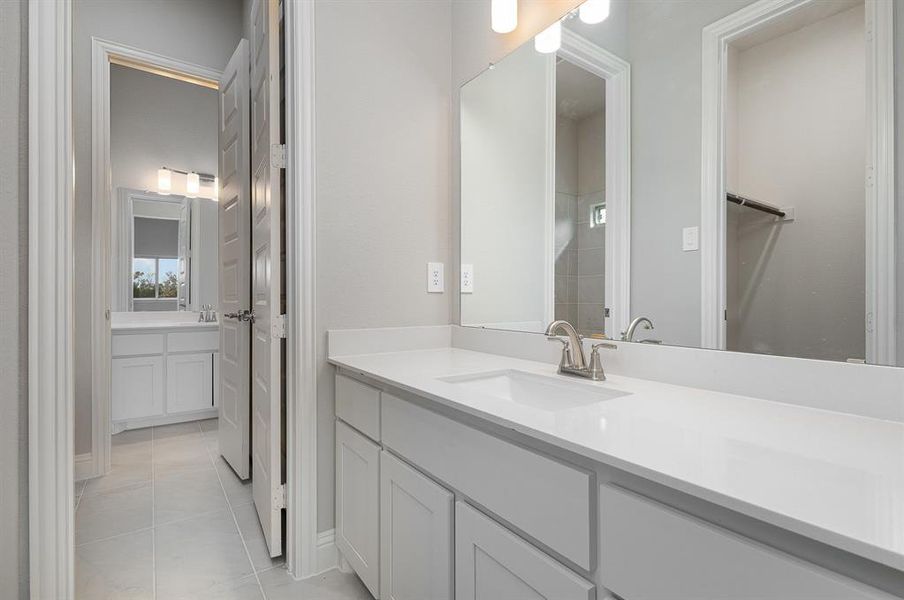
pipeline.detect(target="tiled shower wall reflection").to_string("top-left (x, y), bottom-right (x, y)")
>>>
top-left (554, 111), bottom-right (606, 336)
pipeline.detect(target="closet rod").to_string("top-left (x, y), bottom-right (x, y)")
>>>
top-left (726, 192), bottom-right (786, 218)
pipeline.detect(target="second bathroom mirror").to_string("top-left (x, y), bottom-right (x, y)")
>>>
top-left (460, 0), bottom-right (899, 366)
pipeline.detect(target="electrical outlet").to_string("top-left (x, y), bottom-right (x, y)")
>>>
top-left (682, 226), bottom-right (699, 252)
top-left (427, 262), bottom-right (444, 293)
top-left (461, 264), bottom-right (474, 294)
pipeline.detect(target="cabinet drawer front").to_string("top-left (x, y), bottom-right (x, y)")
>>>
top-left (382, 394), bottom-right (592, 570)
top-left (336, 374), bottom-right (381, 441)
top-left (380, 452), bottom-right (453, 600)
top-left (599, 485), bottom-right (893, 600)
top-left (111, 333), bottom-right (165, 357)
top-left (112, 356), bottom-right (165, 421)
top-left (336, 421), bottom-right (381, 598)
top-left (455, 502), bottom-right (595, 600)
top-left (167, 330), bottom-right (219, 353)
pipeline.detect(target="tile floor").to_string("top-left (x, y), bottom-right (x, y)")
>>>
top-left (75, 418), bottom-right (373, 600)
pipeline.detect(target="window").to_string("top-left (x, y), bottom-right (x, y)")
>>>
top-left (133, 257), bottom-right (179, 299)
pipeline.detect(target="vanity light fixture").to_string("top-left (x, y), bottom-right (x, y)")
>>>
top-left (491, 0), bottom-right (517, 33)
top-left (186, 171), bottom-right (200, 196)
top-left (579, 0), bottom-right (610, 24)
top-left (157, 167), bottom-right (172, 194)
top-left (534, 20), bottom-right (561, 54)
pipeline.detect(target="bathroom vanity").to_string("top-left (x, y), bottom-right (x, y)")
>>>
top-left (111, 314), bottom-right (219, 431)
top-left (330, 328), bottom-right (904, 600)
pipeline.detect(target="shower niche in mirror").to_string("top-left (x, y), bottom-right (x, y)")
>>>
top-left (459, 0), bottom-right (898, 366)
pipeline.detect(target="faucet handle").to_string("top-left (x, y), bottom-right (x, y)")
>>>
top-left (547, 336), bottom-right (573, 369)
top-left (589, 342), bottom-right (616, 381)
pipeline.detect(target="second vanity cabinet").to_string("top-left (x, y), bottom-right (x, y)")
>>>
top-left (334, 371), bottom-right (899, 600)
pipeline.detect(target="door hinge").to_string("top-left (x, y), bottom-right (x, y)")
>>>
top-left (272, 314), bottom-right (288, 339)
top-left (274, 484), bottom-right (286, 510)
top-left (270, 144), bottom-right (287, 169)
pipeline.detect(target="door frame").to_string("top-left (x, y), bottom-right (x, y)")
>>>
top-left (700, 0), bottom-right (895, 363)
top-left (84, 37), bottom-right (221, 482)
top-left (29, 2), bottom-right (323, 593)
top-left (557, 29), bottom-right (632, 338)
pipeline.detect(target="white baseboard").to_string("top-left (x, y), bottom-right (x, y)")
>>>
top-left (315, 529), bottom-right (338, 575)
top-left (74, 452), bottom-right (97, 482)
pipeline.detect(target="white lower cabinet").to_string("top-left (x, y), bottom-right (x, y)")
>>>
top-left (336, 421), bottom-right (381, 598)
top-left (111, 356), bottom-right (165, 421)
top-left (380, 451), bottom-right (453, 600)
top-left (455, 502), bottom-right (595, 600)
top-left (166, 352), bottom-right (214, 414)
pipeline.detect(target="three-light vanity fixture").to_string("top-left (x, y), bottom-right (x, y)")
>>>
top-left (490, 0), bottom-right (610, 52)
top-left (157, 166), bottom-right (218, 200)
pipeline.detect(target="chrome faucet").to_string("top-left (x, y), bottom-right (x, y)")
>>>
top-left (622, 316), bottom-right (654, 342)
top-left (545, 320), bottom-right (616, 381)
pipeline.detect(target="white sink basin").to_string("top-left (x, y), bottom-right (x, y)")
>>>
top-left (438, 369), bottom-right (629, 411)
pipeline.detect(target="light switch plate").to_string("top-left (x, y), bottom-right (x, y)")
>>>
top-left (682, 226), bottom-right (699, 252)
top-left (427, 262), bottom-right (444, 293)
top-left (461, 264), bottom-right (474, 294)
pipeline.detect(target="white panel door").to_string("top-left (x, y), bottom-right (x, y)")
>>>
top-left (111, 356), bottom-right (164, 421)
top-left (380, 451), bottom-right (453, 600)
top-left (455, 502), bottom-right (595, 600)
top-left (166, 352), bottom-right (213, 414)
top-left (249, 0), bottom-right (284, 558)
top-left (336, 422), bottom-right (380, 598)
top-left (218, 38), bottom-right (252, 480)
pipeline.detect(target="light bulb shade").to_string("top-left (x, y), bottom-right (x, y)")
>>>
top-left (186, 172), bottom-right (200, 195)
top-left (213, 176), bottom-right (219, 201)
top-left (534, 21), bottom-right (561, 54)
top-left (157, 168), bottom-right (172, 194)
top-left (579, 0), bottom-right (610, 24)
top-left (491, 0), bottom-right (517, 33)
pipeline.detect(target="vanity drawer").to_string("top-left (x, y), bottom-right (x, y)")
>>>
top-left (599, 485), bottom-right (893, 600)
top-left (167, 330), bottom-right (219, 353)
top-left (381, 393), bottom-right (592, 570)
top-left (336, 374), bottom-right (381, 441)
top-left (111, 333), bottom-right (165, 357)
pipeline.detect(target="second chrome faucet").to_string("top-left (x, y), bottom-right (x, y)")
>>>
top-left (545, 320), bottom-right (616, 381)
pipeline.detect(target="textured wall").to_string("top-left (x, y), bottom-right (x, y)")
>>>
top-left (0, 0), bottom-right (29, 596)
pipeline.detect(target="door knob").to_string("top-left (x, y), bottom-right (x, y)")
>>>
top-left (224, 309), bottom-right (255, 323)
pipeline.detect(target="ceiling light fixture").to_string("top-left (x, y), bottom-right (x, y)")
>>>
top-left (491, 0), bottom-right (517, 33)
top-left (579, 0), bottom-right (610, 24)
top-left (534, 20), bottom-right (561, 54)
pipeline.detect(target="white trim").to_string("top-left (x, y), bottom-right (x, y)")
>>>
top-left (543, 53), bottom-right (557, 325)
top-left (28, 1), bottom-right (74, 597)
top-left (285, 0), bottom-right (321, 580)
top-left (700, 0), bottom-right (895, 358)
top-left (90, 37), bottom-right (224, 486)
top-left (316, 529), bottom-right (339, 573)
top-left (865, 0), bottom-right (896, 365)
top-left (559, 30), bottom-right (632, 338)
top-left (74, 453), bottom-right (95, 482)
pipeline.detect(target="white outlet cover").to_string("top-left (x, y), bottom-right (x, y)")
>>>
top-left (461, 264), bottom-right (474, 294)
top-left (427, 262), bottom-right (444, 293)
top-left (682, 226), bottom-right (699, 252)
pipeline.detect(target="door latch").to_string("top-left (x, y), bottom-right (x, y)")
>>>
top-left (224, 309), bottom-right (255, 323)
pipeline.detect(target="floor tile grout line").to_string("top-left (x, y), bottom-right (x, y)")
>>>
top-left (203, 421), bottom-right (269, 599)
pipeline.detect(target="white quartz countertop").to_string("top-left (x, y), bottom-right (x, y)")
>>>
top-left (329, 347), bottom-right (904, 571)
top-left (111, 318), bottom-right (219, 331)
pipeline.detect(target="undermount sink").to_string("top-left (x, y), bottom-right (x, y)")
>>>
top-left (438, 369), bottom-right (630, 411)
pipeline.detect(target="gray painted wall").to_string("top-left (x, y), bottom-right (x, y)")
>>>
top-left (314, 0), bottom-right (453, 532)
top-left (72, 0), bottom-right (243, 454)
top-left (0, 0), bottom-right (28, 596)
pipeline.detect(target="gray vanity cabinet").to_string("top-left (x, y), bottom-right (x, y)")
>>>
top-left (455, 502), bottom-right (595, 600)
top-left (379, 451), bottom-right (453, 600)
top-left (335, 420), bottom-right (381, 598)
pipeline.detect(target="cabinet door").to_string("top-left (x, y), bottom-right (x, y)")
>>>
top-left (380, 451), bottom-right (453, 600)
top-left (336, 421), bottom-right (380, 598)
top-left (166, 352), bottom-right (213, 414)
top-left (455, 502), bottom-right (595, 600)
top-left (112, 356), bottom-right (165, 421)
